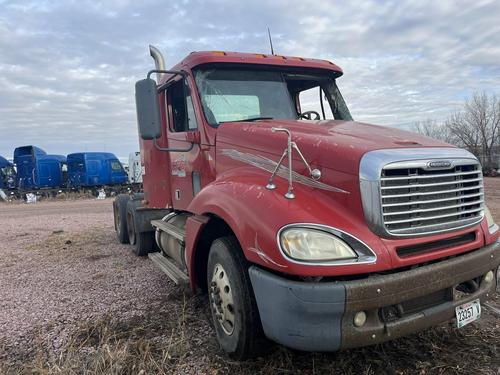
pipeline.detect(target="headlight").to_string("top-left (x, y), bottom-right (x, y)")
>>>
top-left (280, 228), bottom-right (357, 262)
top-left (484, 206), bottom-right (498, 234)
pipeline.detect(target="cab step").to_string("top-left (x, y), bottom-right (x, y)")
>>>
top-left (151, 219), bottom-right (185, 244)
top-left (148, 252), bottom-right (189, 286)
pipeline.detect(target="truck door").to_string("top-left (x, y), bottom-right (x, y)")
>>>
top-left (88, 160), bottom-right (100, 185)
top-left (165, 78), bottom-right (203, 210)
top-left (38, 161), bottom-right (51, 187)
top-left (110, 159), bottom-right (126, 184)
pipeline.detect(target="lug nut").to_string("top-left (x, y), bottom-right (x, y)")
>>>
top-left (353, 311), bottom-right (367, 327)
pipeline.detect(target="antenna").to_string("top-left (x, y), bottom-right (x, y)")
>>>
top-left (267, 27), bottom-right (275, 55)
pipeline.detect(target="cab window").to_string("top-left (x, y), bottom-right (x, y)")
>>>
top-left (168, 79), bottom-right (198, 132)
top-left (298, 86), bottom-right (334, 119)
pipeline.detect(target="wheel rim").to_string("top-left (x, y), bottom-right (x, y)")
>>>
top-left (210, 263), bottom-right (235, 335)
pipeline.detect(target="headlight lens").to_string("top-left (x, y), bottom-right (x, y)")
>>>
top-left (280, 228), bottom-right (357, 262)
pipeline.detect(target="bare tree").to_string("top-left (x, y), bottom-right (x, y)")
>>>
top-left (412, 119), bottom-right (454, 144)
top-left (445, 92), bottom-right (500, 169)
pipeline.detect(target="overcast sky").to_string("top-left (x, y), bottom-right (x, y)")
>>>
top-left (1, 0), bottom-right (499, 159)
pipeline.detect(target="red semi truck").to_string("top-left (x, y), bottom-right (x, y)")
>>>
top-left (113, 46), bottom-right (500, 359)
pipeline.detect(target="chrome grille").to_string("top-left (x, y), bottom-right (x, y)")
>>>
top-left (380, 161), bottom-right (484, 236)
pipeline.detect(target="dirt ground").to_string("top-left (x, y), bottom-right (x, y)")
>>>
top-left (0, 178), bottom-right (499, 374)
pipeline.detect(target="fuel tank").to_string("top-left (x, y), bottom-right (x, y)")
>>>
top-left (155, 212), bottom-right (190, 270)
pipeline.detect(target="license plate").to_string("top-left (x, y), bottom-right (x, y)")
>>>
top-left (455, 299), bottom-right (481, 328)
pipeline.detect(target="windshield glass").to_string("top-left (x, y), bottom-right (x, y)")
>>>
top-left (194, 69), bottom-right (297, 125)
top-left (194, 67), bottom-right (353, 126)
top-left (1, 166), bottom-right (15, 177)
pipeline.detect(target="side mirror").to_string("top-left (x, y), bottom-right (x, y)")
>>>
top-left (135, 78), bottom-right (161, 140)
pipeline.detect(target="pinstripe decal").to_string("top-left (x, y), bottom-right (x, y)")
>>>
top-left (221, 148), bottom-right (349, 194)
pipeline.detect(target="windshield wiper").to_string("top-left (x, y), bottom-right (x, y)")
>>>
top-left (220, 116), bottom-right (274, 123)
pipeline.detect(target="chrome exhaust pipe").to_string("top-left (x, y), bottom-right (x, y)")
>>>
top-left (149, 45), bottom-right (165, 83)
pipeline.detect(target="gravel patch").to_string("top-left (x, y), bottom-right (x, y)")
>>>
top-left (0, 199), bottom-right (179, 366)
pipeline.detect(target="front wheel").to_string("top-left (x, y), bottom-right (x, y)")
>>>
top-left (207, 236), bottom-right (269, 360)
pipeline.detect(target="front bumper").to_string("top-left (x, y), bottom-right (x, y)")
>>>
top-left (249, 240), bottom-right (500, 352)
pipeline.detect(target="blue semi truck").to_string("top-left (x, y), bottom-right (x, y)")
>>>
top-left (2, 146), bottom-right (134, 198)
top-left (13, 146), bottom-right (67, 190)
top-left (67, 152), bottom-right (128, 188)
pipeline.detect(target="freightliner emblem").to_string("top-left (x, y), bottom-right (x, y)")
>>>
top-left (427, 160), bottom-right (452, 169)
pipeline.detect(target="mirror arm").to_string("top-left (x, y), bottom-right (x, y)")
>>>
top-left (153, 138), bottom-right (195, 153)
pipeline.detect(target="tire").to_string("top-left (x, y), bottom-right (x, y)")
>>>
top-left (131, 192), bottom-right (144, 201)
top-left (126, 199), bottom-right (142, 245)
top-left (126, 199), bottom-right (155, 256)
top-left (133, 231), bottom-right (156, 256)
top-left (113, 194), bottom-right (130, 244)
top-left (207, 236), bottom-right (269, 360)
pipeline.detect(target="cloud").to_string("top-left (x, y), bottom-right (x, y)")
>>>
top-left (0, 0), bottom-right (499, 158)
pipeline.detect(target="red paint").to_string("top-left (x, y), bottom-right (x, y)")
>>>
top-left (139, 51), bottom-right (494, 289)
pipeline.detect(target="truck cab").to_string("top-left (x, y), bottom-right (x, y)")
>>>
top-left (14, 146), bottom-right (67, 190)
top-left (67, 152), bottom-right (127, 188)
top-left (0, 155), bottom-right (16, 190)
top-left (114, 47), bottom-right (500, 359)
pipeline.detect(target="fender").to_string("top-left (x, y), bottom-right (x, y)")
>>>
top-left (186, 166), bottom-right (393, 281)
top-left (184, 213), bottom-right (210, 290)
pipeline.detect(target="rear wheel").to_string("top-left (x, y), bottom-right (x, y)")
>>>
top-left (207, 236), bottom-right (269, 360)
top-left (113, 194), bottom-right (130, 244)
top-left (126, 199), bottom-right (155, 256)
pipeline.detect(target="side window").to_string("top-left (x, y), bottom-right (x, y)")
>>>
top-left (298, 86), bottom-right (334, 119)
top-left (168, 79), bottom-right (198, 132)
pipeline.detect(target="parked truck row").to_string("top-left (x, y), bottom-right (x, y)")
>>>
top-left (114, 46), bottom-right (500, 359)
top-left (0, 146), bottom-right (143, 198)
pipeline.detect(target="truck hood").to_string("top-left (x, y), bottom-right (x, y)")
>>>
top-left (216, 119), bottom-right (453, 175)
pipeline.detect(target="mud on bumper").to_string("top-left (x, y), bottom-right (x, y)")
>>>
top-left (249, 240), bottom-right (500, 352)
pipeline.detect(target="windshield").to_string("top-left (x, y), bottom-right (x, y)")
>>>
top-left (194, 69), bottom-right (297, 125)
top-left (111, 160), bottom-right (123, 173)
top-left (1, 166), bottom-right (15, 177)
top-left (194, 68), bottom-right (353, 126)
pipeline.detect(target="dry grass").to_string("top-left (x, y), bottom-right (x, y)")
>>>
top-left (3, 292), bottom-right (499, 375)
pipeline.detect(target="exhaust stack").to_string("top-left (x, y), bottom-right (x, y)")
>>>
top-left (149, 45), bottom-right (165, 83)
